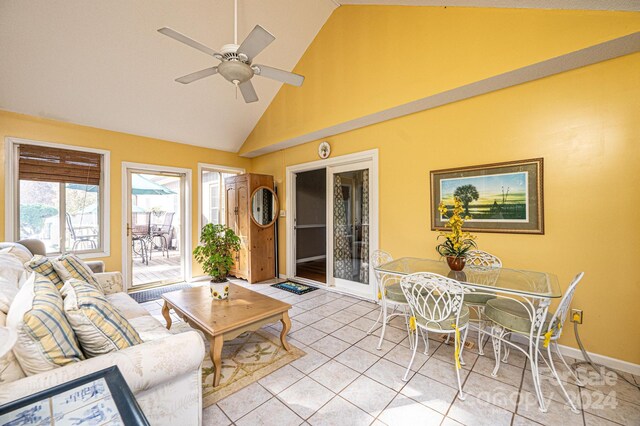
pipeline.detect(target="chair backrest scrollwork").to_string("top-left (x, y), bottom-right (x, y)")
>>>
top-left (547, 272), bottom-right (584, 338)
top-left (400, 272), bottom-right (466, 329)
top-left (466, 250), bottom-right (502, 270)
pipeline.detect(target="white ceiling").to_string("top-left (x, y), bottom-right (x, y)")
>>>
top-left (1, 1), bottom-right (637, 153)
top-left (0, 0), bottom-right (337, 152)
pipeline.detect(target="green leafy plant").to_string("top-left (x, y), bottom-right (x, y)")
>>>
top-left (193, 224), bottom-right (241, 283)
top-left (436, 197), bottom-right (477, 258)
top-left (19, 204), bottom-right (58, 236)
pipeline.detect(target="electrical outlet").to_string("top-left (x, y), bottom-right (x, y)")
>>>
top-left (570, 309), bottom-right (583, 324)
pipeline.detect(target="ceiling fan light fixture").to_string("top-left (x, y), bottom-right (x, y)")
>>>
top-left (217, 60), bottom-right (254, 84)
top-left (157, 0), bottom-right (304, 103)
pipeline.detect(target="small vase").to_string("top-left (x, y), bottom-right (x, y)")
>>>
top-left (210, 281), bottom-right (229, 300)
top-left (446, 256), bottom-right (466, 271)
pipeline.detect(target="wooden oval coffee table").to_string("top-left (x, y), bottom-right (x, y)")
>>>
top-left (161, 284), bottom-right (292, 386)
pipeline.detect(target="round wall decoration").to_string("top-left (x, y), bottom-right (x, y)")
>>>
top-left (318, 141), bottom-right (331, 159)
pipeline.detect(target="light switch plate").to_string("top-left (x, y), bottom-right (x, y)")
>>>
top-left (279, 210), bottom-right (286, 217)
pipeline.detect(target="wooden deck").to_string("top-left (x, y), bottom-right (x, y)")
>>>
top-left (132, 250), bottom-right (182, 286)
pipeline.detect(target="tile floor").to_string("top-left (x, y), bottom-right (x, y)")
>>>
top-left (140, 280), bottom-right (640, 426)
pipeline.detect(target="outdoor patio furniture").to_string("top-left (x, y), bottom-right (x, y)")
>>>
top-left (132, 211), bottom-right (152, 265)
top-left (150, 211), bottom-right (175, 258)
top-left (66, 212), bottom-right (98, 250)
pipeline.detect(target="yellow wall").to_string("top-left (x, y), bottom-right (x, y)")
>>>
top-left (247, 7), bottom-right (640, 364)
top-left (0, 110), bottom-right (251, 277)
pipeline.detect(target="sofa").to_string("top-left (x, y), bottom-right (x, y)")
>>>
top-left (0, 240), bottom-right (205, 425)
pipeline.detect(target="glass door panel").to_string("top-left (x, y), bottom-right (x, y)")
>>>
top-left (329, 162), bottom-right (372, 298)
top-left (126, 170), bottom-right (185, 288)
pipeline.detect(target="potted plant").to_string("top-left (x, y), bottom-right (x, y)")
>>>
top-left (193, 224), bottom-right (241, 299)
top-left (436, 197), bottom-right (477, 271)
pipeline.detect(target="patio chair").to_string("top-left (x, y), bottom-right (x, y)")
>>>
top-left (367, 250), bottom-right (424, 351)
top-left (131, 212), bottom-right (152, 265)
top-left (463, 250), bottom-right (502, 355)
top-left (484, 272), bottom-right (585, 412)
top-left (151, 211), bottom-right (175, 258)
top-left (400, 272), bottom-right (470, 399)
top-left (65, 212), bottom-right (98, 250)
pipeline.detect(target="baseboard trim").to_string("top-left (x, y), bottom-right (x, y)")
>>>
top-left (505, 333), bottom-right (639, 376)
top-left (557, 344), bottom-right (640, 376)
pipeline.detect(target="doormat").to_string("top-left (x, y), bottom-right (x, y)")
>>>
top-left (271, 281), bottom-right (319, 295)
top-left (129, 282), bottom-right (192, 304)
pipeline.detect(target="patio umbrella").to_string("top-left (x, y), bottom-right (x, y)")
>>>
top-left (67, 174), bottom-right (176, 195)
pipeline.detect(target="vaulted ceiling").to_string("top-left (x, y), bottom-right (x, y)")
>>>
top-left (1, 1), bottom-right (636, 152)
top-left (0, 0), bottom-right (337, 151)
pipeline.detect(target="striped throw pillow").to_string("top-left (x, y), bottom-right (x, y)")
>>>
top-left (6, 273), bottom-right (85, 375)
top-left (24, 255), bottom-right (63, 290)
top-left (61, 279), bottom-right (142, 357)
top-left (57, 254), bottom-right (103, 294)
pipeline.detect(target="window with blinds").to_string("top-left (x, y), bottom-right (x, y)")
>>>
top-left (16, 143), bottom-right (105, 255)
top-left (18, 145), bottom-right (102, 185)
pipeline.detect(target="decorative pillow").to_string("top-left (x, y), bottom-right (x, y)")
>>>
top-left (0, 249), bottom-right (28, 290)
top-left (1, 245), bottom-right (32, 265)
top-left (6, 273), bottom-right (85, 375)
top-left (0, 277), bottom-right (19, 315)
top-left (61, 279), bottom-right (142, 357)
top-left (57, 254), bottom-right (103, 294)
top-left (0, 311), bottom-right (26, 384)
top-left (24, 255), bottom-right (64, 290)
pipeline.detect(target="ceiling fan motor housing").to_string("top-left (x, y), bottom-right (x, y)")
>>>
top-left (217, 43), bottom-right (254, 84)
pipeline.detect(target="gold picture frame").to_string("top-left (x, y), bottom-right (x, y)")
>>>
top-left (430, 158), bottom-right (544, 234)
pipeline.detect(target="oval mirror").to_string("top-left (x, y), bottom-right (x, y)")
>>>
top-left (250, 186), bottom-right (279, 227)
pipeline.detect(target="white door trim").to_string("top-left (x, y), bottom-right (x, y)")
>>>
top-left (121, 162), bottom-right (192, 291)
top-left (285, 149), bottom-right (379, 299)
top-left (196, 163), bottom-right (245, 236)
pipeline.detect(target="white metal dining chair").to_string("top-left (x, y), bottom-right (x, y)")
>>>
top-left (485, 272), bottom-right (585, 412)
top-left (400, 272), bottom-right (470, 399)
top-left (367, 250), bottom-right (418, 350)
top-left (464, 250), bottom-right (502, 355)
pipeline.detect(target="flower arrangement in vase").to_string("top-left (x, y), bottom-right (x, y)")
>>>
top-left (436, 197), bottom-right (477, 271)
top-left (193, 224), bottom-right (241, 299)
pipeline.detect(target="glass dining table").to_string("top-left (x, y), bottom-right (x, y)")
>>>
top-left (375, 257), bottom-right (562, 300)
top-left (374, 257), bottom-right (565, 413)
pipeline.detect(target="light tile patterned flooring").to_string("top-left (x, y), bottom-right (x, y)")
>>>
top-left (140, 280), bottom-right (640, 426)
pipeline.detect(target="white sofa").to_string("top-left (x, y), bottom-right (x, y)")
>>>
top-left (0, 243), bottom-right (205, 426)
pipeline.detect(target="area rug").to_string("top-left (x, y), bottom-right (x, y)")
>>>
top-left (169, 323), bottom-right (305, 407)
top-left (129, 282), bottom-right (192, 304)
top-left (271, 281), bottom-right (319, 295)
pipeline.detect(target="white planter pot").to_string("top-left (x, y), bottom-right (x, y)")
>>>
top-left (210, 281), bottom-right (229, 300)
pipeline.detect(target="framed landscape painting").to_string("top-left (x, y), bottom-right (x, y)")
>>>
top-left (430, 158), bottom-right (544, 234)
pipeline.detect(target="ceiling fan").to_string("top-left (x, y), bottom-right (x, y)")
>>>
top-left (157, 0), bottom-right (304, 103)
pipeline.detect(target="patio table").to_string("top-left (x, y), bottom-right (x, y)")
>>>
top-left (375, 257), bottom-right (562, 412)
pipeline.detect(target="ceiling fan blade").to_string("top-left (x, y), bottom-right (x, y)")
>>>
top-left (238, 81), bottom-right (259, 103)
top-left (253, 64), bottom-right (304, 87)
top-left (175, 67), bottom-right (218, 84)
top-left (158, 27), bottom-right (219, 57)
top-left (237, 25), bottom-right (275, 60)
